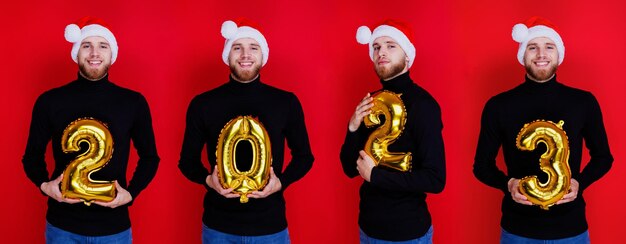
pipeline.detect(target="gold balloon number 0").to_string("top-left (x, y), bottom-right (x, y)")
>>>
top-left (364, 90), bottom-right (412, 172)
top-left (516, 120), bottom-right (571, 210)
top-left (217, 116), bottom-right (272, 203)
top-left (61, 118), bottom-right (116, 206)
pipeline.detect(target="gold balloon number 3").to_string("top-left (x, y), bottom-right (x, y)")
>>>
top-left (516, 120), bottom-right (571, 210)
top-left (61, 118), bottom-right (116, 206)
top-left (364, 90), bottom-right (412, 172)
top-left (216, 116), bottom-right (272, 203)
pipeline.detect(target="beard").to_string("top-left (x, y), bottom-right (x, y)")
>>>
top-left (374, 60), bottom-right (406, 80)
top-left (230, 63), bottom-right (261, 82)
top-left (78, 62), bottom-right (110, 81)
top-left (525, 62), bottom-right (557, 81)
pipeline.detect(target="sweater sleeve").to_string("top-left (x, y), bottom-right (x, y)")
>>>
top-left (368, 98), bottom-right (446, 193)
top-left (22, 93), bottom-right (52, 189)
top-left (126, 95), bottom-right (160, 199)
top-left (339, 127), bottom-right (363, 178)
top-left (577, 93), bottom-right (613, 190)
top-left (279, 94), bottom-right (314, 189)
top-left (178, 96), bottom-right (211, 190)
top-left (473, 98), bottom-right (510, 192)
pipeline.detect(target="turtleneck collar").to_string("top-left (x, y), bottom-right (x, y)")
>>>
top-left (521, 73), bottom-right (559, 91)
top-left (380, 71), bottom-right (413, 92)
top-left (69, 72), bottom-right (112, 90)
top-left (228, 74), bottom-right (263, 90)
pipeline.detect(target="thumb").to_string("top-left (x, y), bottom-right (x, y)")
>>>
top-left (54, 173), bottom-right (64, 183)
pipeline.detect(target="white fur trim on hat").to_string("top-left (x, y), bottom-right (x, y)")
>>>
top-left (221, 21), bottom-right (269, 67)
top-left (356, 25), bottom-right (416, 68)
top-left (66, 24), bottom-right (118, 64)
top-left (513, 24), bottom-right (565, 65)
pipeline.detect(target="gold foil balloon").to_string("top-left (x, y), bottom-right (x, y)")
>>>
top-left (363, 90), bottom-right (412, 172)
top-left (216, 116), bottom-right (272, 203)
top-left (516, 120), bottom-right (571, 210)
top-left (61, 118), bottom-right (116, 206)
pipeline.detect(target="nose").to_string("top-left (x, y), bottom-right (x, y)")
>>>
top-left (537, 47), bottom-right (547, 58)
top-left (89, 46), bottom-right (99, 57)
top-left (240, 48), bottom-right (252, 59)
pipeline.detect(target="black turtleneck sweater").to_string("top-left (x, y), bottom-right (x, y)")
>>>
top-left (473, 75), bottom-right (613, 239)
top-left (339, 72), bottom-right (446, 241)
top-left (178, 76), bottom-right (314, 236)
top-left (22, 74), bottom-right (160, 236)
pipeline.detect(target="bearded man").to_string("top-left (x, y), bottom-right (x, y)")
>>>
top-left (178, 18), bottom-right (314, 244)
top-left (473, 16), bottom-right (613, 243)
top-left (340, 19), bottom-right (446, 243)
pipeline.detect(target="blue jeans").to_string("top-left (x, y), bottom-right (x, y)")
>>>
top-left (202, 225), bottom-right (290, 244)
top-left (359, 226), bottom-right (433, 244)
top-left (500, 228), bottom-right (590, 244)
top-left (45, 222), bottom-right (131, 244)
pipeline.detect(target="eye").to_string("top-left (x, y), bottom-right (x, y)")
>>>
top-left (528, 46), bottom-right (536, 50)
top-left (388, 44), bottom-right (396, 49)
top-left (373, 46), bottom-right (380, 51)
top-left (100, 45), bottom-right (109, 49)
top-left (82, 44), bottom-right (91, 48)
top-left (233, 46), bottom-right (240, 51)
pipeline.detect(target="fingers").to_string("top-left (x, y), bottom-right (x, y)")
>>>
top-left (206, 166), bottom-right (239, 198)
top-left (249, 168), bottom-right (281, 199)
top-left (556, 179), bottom-right (579, 205)
top-left (349, 94), bottom-right (374, 132)
top-left (507, 178), bottom-right (532, 205)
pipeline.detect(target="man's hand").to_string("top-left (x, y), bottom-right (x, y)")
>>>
top-left (249, 168), bottom-right (282, 199)
top-left (40, 174), bottom-right (81, 204)
top-left (348, 93), bottom-right (374, 132)
top-left (206, 166), bottom-right (239, 198)
top-left (357, 150), bottom-right (376, 182)
top-left (556, 178), bottom-right (579, 205)
top-left (94, 181), bottom-right (132, 208)
top-left (507, 178), bottom-right (533, 205)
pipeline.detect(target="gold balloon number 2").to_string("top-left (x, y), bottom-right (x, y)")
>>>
top-left (217, 116), bottom-right (272, 203)
top-left (516, 120), bottom-right (571, 210)
top-left (364, 90), bottom-right (412, 172)
top-left (61, 118), bottom-right (116, 206)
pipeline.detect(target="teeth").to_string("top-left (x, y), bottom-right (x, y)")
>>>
top-left (535, 61), bottom-right (548, 66)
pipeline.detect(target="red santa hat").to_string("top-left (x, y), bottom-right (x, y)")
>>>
top-left (65, 16), bottom-right (118, 64)
top-left (512, 16), bottom-right (565, 65)
top-left (356, 19), bottom-right (416, 68)
top-left (221, 18), bottom-right (269, 66)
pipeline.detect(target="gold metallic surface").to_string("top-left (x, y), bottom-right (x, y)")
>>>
top-left (363, 90), bottom-right (412, 172)
top-left (60, 118), bottom-right (116, 206)
top-left (216, 116), bottom-right (272, 203)
top-left (516, 120), bottom-right (571, 210)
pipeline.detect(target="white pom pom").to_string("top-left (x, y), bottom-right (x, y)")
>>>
top-left (221, 20), bottom-right (238, 39)
top-left (512, 23), bottom-right (528, 43)
top-left (64, 24), bottom-right (81, 43)
top-left (356, 26), bottom-right (372, 44)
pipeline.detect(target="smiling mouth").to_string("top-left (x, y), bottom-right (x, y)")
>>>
top-left (239, 61), bottom-right (254, 68)
top-left (87, 60), bottom-right (102, 67)
top-left (534, 61), bottom-right (550, 67)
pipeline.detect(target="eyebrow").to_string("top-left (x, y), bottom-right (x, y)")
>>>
top-left (527, 42), bottom-right (556, 46)
top-left (81, 41), bottom-right (110, 46)
top-left (373, 41), bottom-right (398, 46)
top-left (231, 43), bottom-right (260, 48)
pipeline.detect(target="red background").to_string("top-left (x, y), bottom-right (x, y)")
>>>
top-left (2, 0), bottom-right (625, 243)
